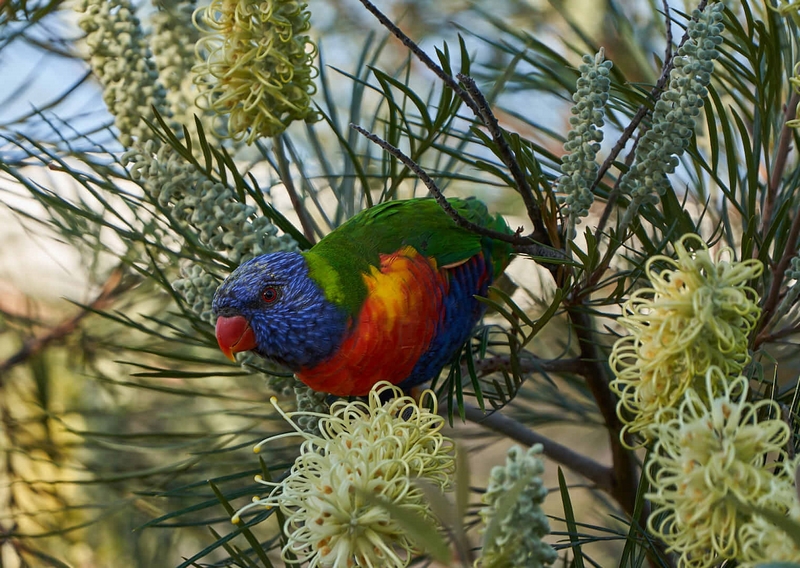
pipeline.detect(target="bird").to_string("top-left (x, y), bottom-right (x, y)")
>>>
top-left (212, 197), bottom-right (513, 397)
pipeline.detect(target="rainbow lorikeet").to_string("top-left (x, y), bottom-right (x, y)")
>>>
top-left (212, 197), bottom-right (513, 396)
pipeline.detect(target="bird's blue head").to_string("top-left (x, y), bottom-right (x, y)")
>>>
top-left (212, 251), bottom-right (348, 369)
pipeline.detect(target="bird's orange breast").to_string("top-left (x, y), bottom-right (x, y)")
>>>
top-left (297, 246), bottom-right (446, 396)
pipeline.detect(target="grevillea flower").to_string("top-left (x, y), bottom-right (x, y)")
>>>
top-left (193, 0), bottom-right (319, 142)
top-left (645, 370), bottom-right (790, 567)
top-left (771, 1), bottom-right (800, 31)
top-left (232, 382), bottom-right (455, 568)
top-left (738, 460), bottom-right (800, 567)
top-left (477, 444), bottom-right (556, 568)
top-left (609, 233), bottom-right (762, 441)
top-left (739, 499), bottom-right (800, 566)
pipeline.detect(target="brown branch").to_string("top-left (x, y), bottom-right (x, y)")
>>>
top-left (472, 355), bottom-right (584, 376)
top-left (754, 91), bottom-right (800, 345)
top-left (461, 402), bottom-right (667, 568)
top-left (350, 123), bottom-right (535, 247)
top-left (352, 0), bottom-right (479, 116)
top-left (352, 0), bottom-right (556, 248)
top-left (761, 91), bottom-right (799, 236)
top-left (0, 269), bottom-right (124, 384)
top-left (757, 205), bottom-right (800, 346)
top-left (759, 322), bottom-right (800, 343)
top-left (661, 0), bottom-right (673, 67)
top-left (457, 75), bottom-right (550, 245)
top-left (568, 308), bottom-right (639, 517)
top-left (455, 403), bottom-right (615, 495)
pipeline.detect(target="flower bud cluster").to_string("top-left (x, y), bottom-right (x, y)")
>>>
top-left (172, 264), bottom-right (220, 324)
top-left (620, 3), bottom-right (723, 215)
top-left (150, 0), bottom-right (211, 137)
top-left (294, 382), bottom-right (329, 435)
top-left (76, 0), bottom-right (170, 147)
top-left (193, 0), bottom-right (319, 142)
top-left (477, 444), bottom-right (556, 568)
top-left (558, 49), bottom-right (612, 234)
top-left (125, 141), bottom-right (297, 322)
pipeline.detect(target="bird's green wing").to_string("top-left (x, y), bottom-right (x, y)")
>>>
top-left (303, 197), bottom-right (513, 316)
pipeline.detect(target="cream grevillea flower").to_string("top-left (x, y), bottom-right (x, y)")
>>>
top-left (193, 0), bottom-right (318, 142)
top-left (645, 370), bottom-right (790, 567)
top-left (739, 460), bottom-right (800, 567)
top-left (609, 233), bottom-right (762, 441)
top-left (232, 382), bottom-right (455, 568)
top-left (739, 495), bottom-right (800, 566)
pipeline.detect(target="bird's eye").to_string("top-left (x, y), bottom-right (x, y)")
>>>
top-left (261, 286), bottom-right (280, 304)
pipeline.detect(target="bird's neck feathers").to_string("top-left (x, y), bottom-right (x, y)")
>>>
top-left (303, 248), bottom-right (370, 318)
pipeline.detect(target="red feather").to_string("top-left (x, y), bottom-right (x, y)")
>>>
top-left (298, 246), bottom-right (446, 396)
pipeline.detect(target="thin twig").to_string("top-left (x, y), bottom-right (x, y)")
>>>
top-left (354, 0), bottom-right (555, 247)
top-left (0, 269), bottom-right (124, 384)
top-left (759, 322), bottom-right (800, 343)
top-left (757, 205), bottom-right (800, 346)
top-left (472, 355), bottom-right (584, 376)
top-left (458, 74), bottom-right (549, 243)
top-left (584, 130), bottom-right (647, 295)
top-left (350, 123), bottom-right (534, 247)
top-left (761, 91), bottom-right (799, 235)
top-left (754, 93), bottom-right (800, 345)
top-left (273, 135), bottom-right (317, 244)
top-left (455, 403), bottom-right (616, 494)
top-left (353, 0), bottom-right (479, 115)
top-left (661, 0), bottom-right (673, 66)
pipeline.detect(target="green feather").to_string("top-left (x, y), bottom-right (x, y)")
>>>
top-left (303, 197), bottom-right (513, 317)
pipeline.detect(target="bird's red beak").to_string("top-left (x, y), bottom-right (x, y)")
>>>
top-left (215, 315), bottom-right (257, 362)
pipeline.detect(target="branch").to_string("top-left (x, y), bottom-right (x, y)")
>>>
top-left (758, 322), bottom-right (800, 344)
top-left (457, 75), bottom-right (550, 244)
top-left (0, 269), bottom-right (124, 384)
top-left (761, 91), bottom-right (799, 236)
top-left (352, 0), bottom-right (479, 115)
top-left (472, 355), bottom-right (584, 376)
top-left (353, 0), bottom-right (554, 247)
top-left (757, 203), bottom-right (800, 346)
top-left (568, 308), bottom-right (639, 517)
top-left (456, 403), bottom-right (615, 494)
top-left (350, 123), bottom-right (536, 247)
top-left (661, 0), bottom-right (673, 67)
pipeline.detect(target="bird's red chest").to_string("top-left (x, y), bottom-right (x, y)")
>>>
top-left (297, 246), bottom-right (446, 396)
